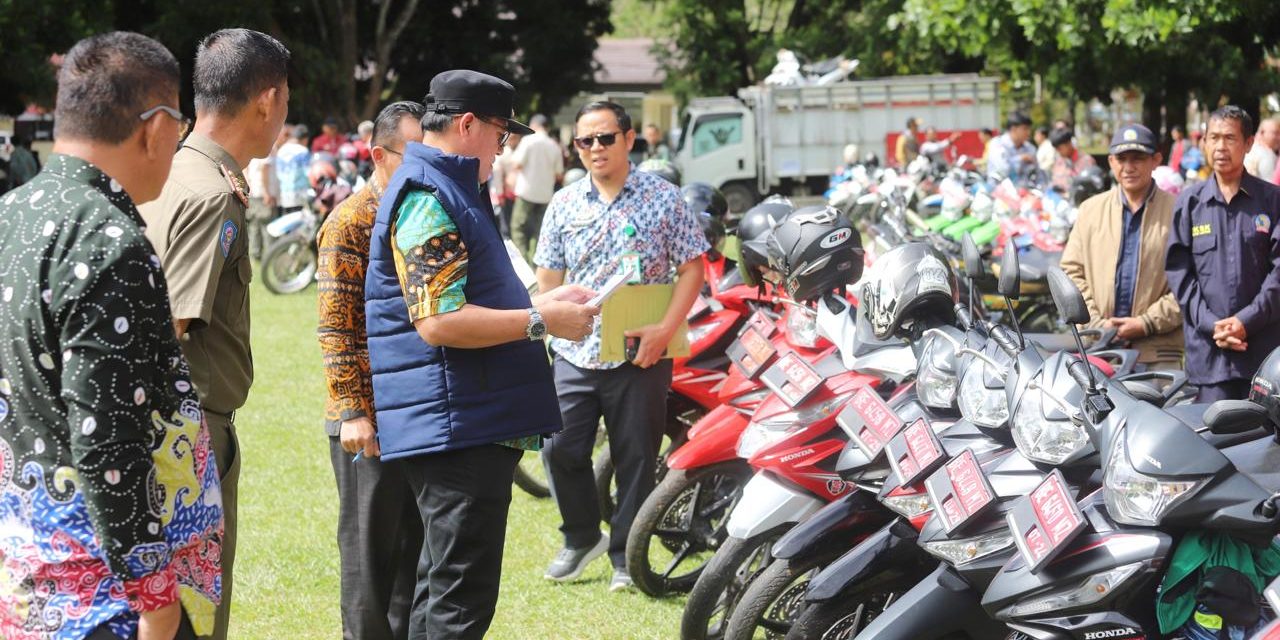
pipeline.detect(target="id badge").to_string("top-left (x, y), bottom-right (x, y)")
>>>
top-left (621, 252), bottom-right (642, 283)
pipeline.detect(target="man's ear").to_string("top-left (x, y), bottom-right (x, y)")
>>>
top-left (457, 113), bottom-right (476, 139)
top-left (624, 129), bottom-right (637, 152)
top-left (140, 114), bottom-right (168, 160)
top-left (370, 145), bottom-right (386, 166)
top-left (258, 87), bottom-right (278, 120)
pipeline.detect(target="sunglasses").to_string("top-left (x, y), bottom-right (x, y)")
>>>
top-left (139, 105), bottom-right (192, 138)
top-left (476, 116), bottom-right (512, 146)
top-left (573, 131), bottom-right (626, 150)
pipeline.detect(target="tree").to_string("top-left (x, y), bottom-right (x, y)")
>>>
top-left (1, 0), bottom-right (610, 127)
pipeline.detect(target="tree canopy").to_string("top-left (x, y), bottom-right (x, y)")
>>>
top-left (0, 0), bottom-right (612, 126)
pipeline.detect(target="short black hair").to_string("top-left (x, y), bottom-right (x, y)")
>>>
top-left (1209, 105), bottom-right (1255, 139)
top-left (54, 32), bottom-right (180, 145)
top-left (421, 112), bottom-right (455, 133)
top-left (575, 101), bottom-right (632, 132)
top-left (906, 117), bottom-right (919, 129)
top-left (1006, 111), bottom-right (1032, 128)
top-left (1171, 125), bottom-right (1184, 136)
top-left (1035, 125), bottom-right (1050, 137)
top-left (1049, 126), bottom-right (1073, 148)
top-left (193, 28), bottom-right (290, 115)
top-left (372, 101), bottom-right (426, 148)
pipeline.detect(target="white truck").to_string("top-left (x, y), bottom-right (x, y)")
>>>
top-left (672, 73), bottom-right (1001, 212)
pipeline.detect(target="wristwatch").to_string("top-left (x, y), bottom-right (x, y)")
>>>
top-left (526, 308), bottom-right (547, 341)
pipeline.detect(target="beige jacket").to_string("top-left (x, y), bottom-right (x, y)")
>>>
top-left (1059, 186), bottom-right (1184, 363)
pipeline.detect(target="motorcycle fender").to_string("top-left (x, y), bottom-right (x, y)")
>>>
top-left (771, 490), bottom-right (888, 564)
top-left (666, 408), bottom-right (748, 470)
top-left (806, 519), bottom-right (924, 602)
top-left (725, 473), bottom-right (823, 539)
top-left (853, 564), bottom-right (1007, 640)
top-left (265, 210), bottom-right (305, 237)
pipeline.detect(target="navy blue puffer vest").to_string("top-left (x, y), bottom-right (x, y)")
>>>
top-left (365, 142), bottom-right (561, 459)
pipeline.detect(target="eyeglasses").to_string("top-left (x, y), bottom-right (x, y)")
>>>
top-left (140, 105), bottom-right (192, 138)
top-left (574, 131), bottom-right (625, 150)
top-left (380, 147), bottom-right (403, 157)
top-left (476, 116), bottom-right (512, 146)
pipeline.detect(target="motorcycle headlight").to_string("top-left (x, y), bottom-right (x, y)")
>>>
top-left (917, 337), bottom-right (958, 409)
top-left (957, 360), bottom-right (1009, 428)
top-left (1002, 562), bottom-right (1143, 618)
top-left (882, 492), bottom-right (933, 519)
top-left (1010, 386), bottom-right (1088, 465)
top-left (786, 305), bottom-right (820, 348)
top-left (1103, 432), bottom-right (1204, 526)
top-left (921, 529), bottom-right (1014, 566)
top-left (736, 392), bottom-right (853, 459)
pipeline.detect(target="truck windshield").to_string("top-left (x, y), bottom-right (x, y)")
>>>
top-left (675, 113), bottom-right (691, 154)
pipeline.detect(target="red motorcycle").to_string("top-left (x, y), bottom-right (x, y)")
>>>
top-left (624, 302), bottom-right (829, 597)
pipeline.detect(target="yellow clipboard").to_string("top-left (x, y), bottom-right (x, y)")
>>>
top-left (599, 284), bottom-right (690, 362)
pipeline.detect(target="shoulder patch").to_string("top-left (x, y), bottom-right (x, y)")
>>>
top-left (220, 219), bottom-right (238, 257)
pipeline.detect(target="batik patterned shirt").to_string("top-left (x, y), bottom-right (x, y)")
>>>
top-left (0, 154), bottom-right (223, 640)
top-left (534, 167), bottom-right (709, 370)
top-left (390, 189), bottom-right (540, 451)
top-left (317, 179), bottom-right (381, 435)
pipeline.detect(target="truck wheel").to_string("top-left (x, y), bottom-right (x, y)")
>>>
top-left (721, 183), bottom-right (758, 216)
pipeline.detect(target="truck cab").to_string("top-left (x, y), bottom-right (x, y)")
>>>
top-left (674, 99), bottom-right (759, 213)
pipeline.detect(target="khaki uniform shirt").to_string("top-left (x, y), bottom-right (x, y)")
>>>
top-left (139, 134), bottom-right (254, 415)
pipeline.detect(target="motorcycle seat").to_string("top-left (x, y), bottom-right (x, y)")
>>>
top-left (1165, 403), bottom-right (1273, 450)
top-left (1221, 439), bottom-right (1280, 491)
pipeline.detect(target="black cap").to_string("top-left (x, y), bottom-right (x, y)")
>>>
top-left (424, 70), bottom-right (533, 135)
top-left (1109, 123), bottom-right (1157, 155)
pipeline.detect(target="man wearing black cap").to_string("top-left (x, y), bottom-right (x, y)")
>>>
top-left (363, 69), bottom-right (599, 639)
top-left (1167, 105), bottom-right (1280, 401)
top-left (1062, 123), bottom-right (1183, 369)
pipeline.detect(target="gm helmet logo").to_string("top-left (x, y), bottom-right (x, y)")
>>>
top-left (820, 228), bottom-right (852, 248)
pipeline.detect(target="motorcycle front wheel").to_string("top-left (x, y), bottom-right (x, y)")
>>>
top-left (261, 236), bottom-right (318, 294)
top-left (680, 526), bottom-right (787, 640)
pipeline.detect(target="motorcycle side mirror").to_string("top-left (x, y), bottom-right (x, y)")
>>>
top-left (962, 233), bottom-right (984, 279)
top-left (1047, 267), bottom-right (1090, 326)
top-left (997, 238), bottom-right (1021, 298)
top-left (1203, 400), bottom-right (1270, 435)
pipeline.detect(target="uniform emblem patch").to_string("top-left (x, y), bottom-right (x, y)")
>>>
top-left (1192, 223), bottom-right (1212, 237)
top-left (220, 220), bottom-right (238, 257)
top-left (1256, 214), bottom-right (1271, 234)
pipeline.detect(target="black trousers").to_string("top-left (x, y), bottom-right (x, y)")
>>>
top-left (328, 436), bottom-right (422, 640)
top-left (1196, 378), bottom-right (1251, 402)
top-left (545, 356), bottom-right (673, 567)
top-left (397, 443), bottom-right (522, 640)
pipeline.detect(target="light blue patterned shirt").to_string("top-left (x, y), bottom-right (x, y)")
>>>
top-left (534, 167), bottom-right (709, 369)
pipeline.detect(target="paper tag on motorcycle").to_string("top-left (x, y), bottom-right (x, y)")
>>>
top-left (885, 418), bottom-right (946, 487)
top-left (727, 326), bottom-right (778, 379)
top-left (835, 386), bottom-right (904, 459)
top-left (760, 352), bottom-right (823, 407)
top-left (925, 449), bottom-right (997, 534)
top-left (1006, 468), bottom-right (1088, 573)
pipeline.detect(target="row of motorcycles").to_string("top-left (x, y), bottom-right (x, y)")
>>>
top-left (576, 181), bottom-right (1280, 640)
top-left (826, 152), bottom-right (1115, 335)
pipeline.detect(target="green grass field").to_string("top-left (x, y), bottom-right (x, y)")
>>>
top-left (230, 279), bottom-right (686, 639)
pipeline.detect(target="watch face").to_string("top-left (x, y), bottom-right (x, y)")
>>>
top-left (532, 321), bottom-right (546, 339)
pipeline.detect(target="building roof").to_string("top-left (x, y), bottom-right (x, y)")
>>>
top-left (594, 38), bottom-right (665, 88)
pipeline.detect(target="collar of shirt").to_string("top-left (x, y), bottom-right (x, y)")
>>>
top-left (43, 152), bottom-right (143, 224)
top-left (1205, 171), bottom-right (1267, 206)
top-left (585, 164), bottom-right (640, 203)
top-left (183, 132), bottom-right (246, 184)
top-left (406, 141), bottom-right (482, 186)
top-left (1117, 182), bottom-right (1156, 216)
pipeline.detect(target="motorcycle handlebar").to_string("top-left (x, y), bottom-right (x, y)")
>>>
top-left (1067, 357), bottom-right (1095, 391)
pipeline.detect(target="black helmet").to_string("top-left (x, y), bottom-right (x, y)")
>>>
top-left (766, 205), bottom-right (863, 303)
top-left (682, 182), bottom-right (729, 218)
top-left (1070, 166), bottom-right (1107, 206)
top-left (638, 158), bottom-right (681, 185)
top-left (699, 212), bottom-right (727, 254)
top-left (737, 196), bottom-right (794, 287)
top-left (862, 151), bottom-right (880, 170)
top-left (861, 242), bottom-right (958, 339)
top-left (1249, 346), bottom-right (1280, 427)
